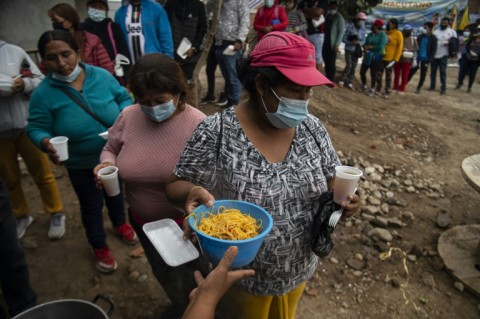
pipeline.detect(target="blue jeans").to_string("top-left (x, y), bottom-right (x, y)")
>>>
top-left (215, 45), bottom-right (242, 104)
top-left (67, 168), bottom-right (125, 249)
top-left (430, 56), bottom-right (448, 91)
top-left (308, 33), bottom-right (324, 65)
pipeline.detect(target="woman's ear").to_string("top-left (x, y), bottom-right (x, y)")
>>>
top-left (254, 74), bottom-right (266, 97)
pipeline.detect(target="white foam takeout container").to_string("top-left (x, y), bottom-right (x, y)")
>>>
top-left (143, 219), bottom-right (199, 267)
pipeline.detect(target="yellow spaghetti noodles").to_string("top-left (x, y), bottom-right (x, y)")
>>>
top-left (196, 206), bottom-right (262, 240)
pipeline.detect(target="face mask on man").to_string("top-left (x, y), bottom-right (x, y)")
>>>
top-left (419, 27), bottom-right (427, 34)
top-left (88, 7), bottom-right (107, 22)
top-left (264, 0), bottom-right (274, 8)
top-left (261, 87), bottom-right (309, 129)
top-left (464, 31), bottom-right (471, 38)
top-left (52, 63), bottom-right (82, 83)
top-left (356, 20), bottom-right (365, 28)
top-left (328, 9), bottom-right (338, 15)
top-left (140, 97), bottom-right (178, 123)
top-left (440, 24), bottom-right (448, 30)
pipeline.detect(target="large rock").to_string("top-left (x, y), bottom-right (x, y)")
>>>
top-left (368, 228), bottom-right (393, 242)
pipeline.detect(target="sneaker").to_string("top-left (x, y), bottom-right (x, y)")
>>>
top-left (221, 100), bottom-right (238, 109)
top-left (399, 91), bottom-right (405, 96)
top-left (368, 89), bottom-right (375, 97)
top-left (16, 216), bottom-right (34, 239)
top-left (347, 83), bottom-right (355, 91)
top-left (94, 246), bottom-right (117, 273)
top-left (338, 81), bottom-right (344, 88)
top-left (467, 88), bottom-right (472, 93)
top-left (440, 90), bottom-right (446, 95)
top-left (200, 95), bottom-right (216, 105)
top-left (215, 92), bottom-right (228, 107)
top-left (115, 223), bottom-right (138, 245)
top-left (427, 87), bottom-right (435, 91)
top-left (415, 88), bottom-right (421, 94)
top-left (48, 213), bottom-right (66, 239)
top-left (454, 84), bottom-right (461, 90)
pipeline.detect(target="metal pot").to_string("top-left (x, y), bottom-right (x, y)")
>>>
top-left (12, 295), bottom-right (114, 319)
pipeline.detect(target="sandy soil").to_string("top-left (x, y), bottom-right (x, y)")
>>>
top-left (9, 63), bottom-right (480, 319)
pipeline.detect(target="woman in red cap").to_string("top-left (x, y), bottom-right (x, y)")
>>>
top-left (359, 19), bottom-right (388, 96)
top-left (166, 31), bottom-right (360, 319)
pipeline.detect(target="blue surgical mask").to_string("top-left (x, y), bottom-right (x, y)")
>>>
top-left (265, 0), bottom-right (274, 8)
top-left (356, 20), bottom-right (365, 28)
top-left (261, 88), bottom-right (309, 129)
top-left (328, 9), bottom-right (338, 15)
top-left (52, 63), bottom-right (82, 83)
top-left (464, 32), bottom-right (470, 38)
top-left (140, 97), bottom-right (177, 123)
top-left (88, 7), bottom-right (107, 22)
top-left (419, 27), bottom-right (427, 34)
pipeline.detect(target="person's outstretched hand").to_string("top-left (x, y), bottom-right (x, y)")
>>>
top-left (182, 246), bottom-right (255, 319)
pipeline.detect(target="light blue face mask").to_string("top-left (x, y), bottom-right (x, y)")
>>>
top-left (265, 0), bottom-right (274, 8)
top-left (261, 87), bottom-right (309, 129)
top-left (328, 9), bottom-right (338, 15)
top-left (52, 63), bottom-right (82, 83)
top-left (88, 7), bottom-right (107, 22)
top-left (140, 97), bottom-right (178, 123)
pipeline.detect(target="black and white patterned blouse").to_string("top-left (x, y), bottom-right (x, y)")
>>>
top-left (174, 107), bottom-right (340, 295)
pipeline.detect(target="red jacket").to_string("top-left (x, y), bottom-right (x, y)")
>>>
top-left (84, 31), bottom-right (114, 75)
top-left (254, 1), bottom-right (288, 40)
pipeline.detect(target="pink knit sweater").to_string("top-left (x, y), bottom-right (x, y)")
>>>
top-left (100, 104), bottom-right (206, 222)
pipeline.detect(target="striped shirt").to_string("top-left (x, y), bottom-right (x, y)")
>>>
top-left (174, 107), bottom-right (340, 295)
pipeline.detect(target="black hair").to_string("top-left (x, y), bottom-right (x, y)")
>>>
top-left (389, 18), bottom-right (399, 29)
top-left (37, 30), bottom-right (79, 60)
top-left (237, 58), bottom-right (287, 95)
top-left (441, 17), bottom-right (450, 22)
top-left (424, 21), bottom-right (434, 29)
top-left (129, 53), bottom-right (191, 105)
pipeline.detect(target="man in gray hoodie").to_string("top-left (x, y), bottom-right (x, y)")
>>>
top-left (0, 40), bottom-right (65, 240)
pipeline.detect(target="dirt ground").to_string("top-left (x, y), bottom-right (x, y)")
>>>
top-left (7, 62), bottom-right (480, 318)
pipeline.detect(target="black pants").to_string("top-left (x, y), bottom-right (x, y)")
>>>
top-left (408, 61), bottom-right (429, 89)
top-left (129, 210), bottom-right (209, 316)
top-left (360, 59), bottom-right (383, 90)
top-left (0, 180), bottom-right (36, 318)
top-left (458, 58), bottom-right (479, 89)
top-left (322, 41), bottom-right (337, 81)
top-left (206, 44), bottom-right (218, 97)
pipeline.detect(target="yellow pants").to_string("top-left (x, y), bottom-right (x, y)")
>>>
top-left (221, 282), bottom-right (306, 319)
top-left (0, 131), bottom-right (63, 217)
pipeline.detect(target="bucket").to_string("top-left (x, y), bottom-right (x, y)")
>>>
top-left (12, 295), bottom-right (114, 319)
top-left (189, 200), bottom-right (273, 268)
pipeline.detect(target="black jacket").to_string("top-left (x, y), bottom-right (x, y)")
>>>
top-left (417, 33), bottom-right (437, 63)
top-left (81, 18), bottom-right (131, 63)
top-left (164, 0), bottom-right (208, 62)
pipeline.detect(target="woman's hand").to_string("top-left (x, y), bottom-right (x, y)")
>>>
top-left (340, 192), bottom-right (361, 219)
top-left (40, 137), bottom-right (60, 165)
top-left (93, 162), bottom-right (115, 188)
top-left (183, 186), bottom-right (215, 240)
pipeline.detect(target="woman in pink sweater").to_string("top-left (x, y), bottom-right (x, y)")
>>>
top-left (94, 53), bottom-right (206, 318)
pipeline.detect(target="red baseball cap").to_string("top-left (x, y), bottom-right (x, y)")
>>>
top-left (250, 32), bottom-right (333, 87)
top-left (373, 19), bottom-right (384, 28)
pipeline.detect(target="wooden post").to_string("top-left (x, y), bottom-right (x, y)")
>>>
top-left (191, 0), bottom-right (224, 106)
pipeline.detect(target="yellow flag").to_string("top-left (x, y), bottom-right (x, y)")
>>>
top-left (458, 5), bottom-right (470, 30)
top-left (451, 4), bottom-right (458, 30)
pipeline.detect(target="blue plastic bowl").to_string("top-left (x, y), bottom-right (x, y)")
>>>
top-left (189, 200), bottom-right (273, 268)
